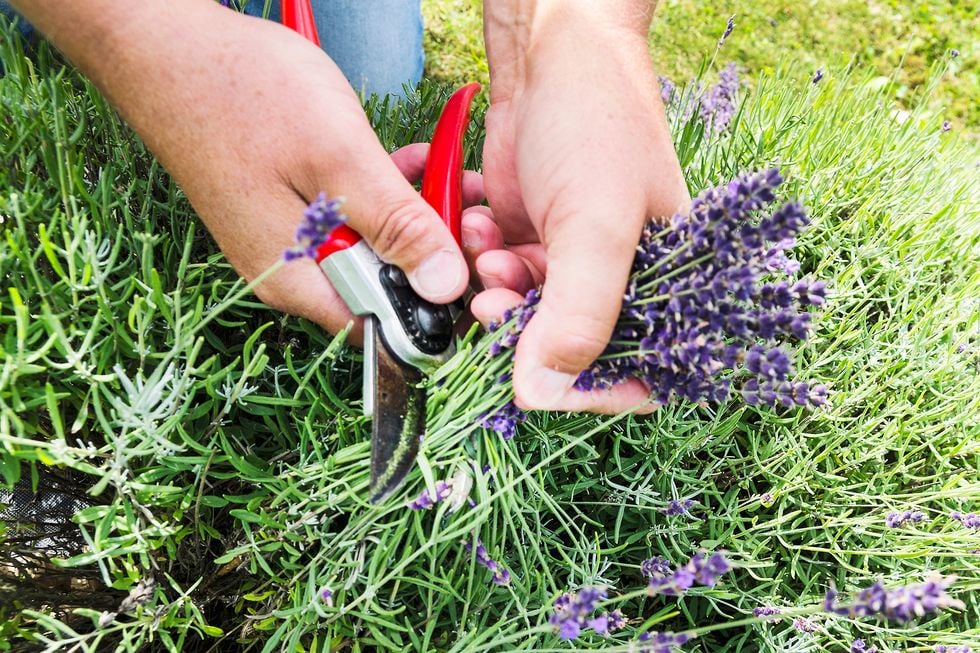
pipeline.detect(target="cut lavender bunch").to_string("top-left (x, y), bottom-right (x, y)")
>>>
top-left (482, 169), bottom-right (827, 427)
top-left (823, 575), bottom-right (964, 622)
top-left (578, 168), bottom-right (827, 408)
top-left (284, 193), bottom-right (348, 261)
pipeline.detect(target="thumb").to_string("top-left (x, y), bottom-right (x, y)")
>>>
top-left (512, 204), bottom-right (643, 410)
top-left (328, 138), bottom-right (469, 303)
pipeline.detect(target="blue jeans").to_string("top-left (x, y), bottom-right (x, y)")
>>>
top-left (0, 1), bottom-right (423, 99)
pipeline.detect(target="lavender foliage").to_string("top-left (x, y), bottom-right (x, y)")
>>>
top-left (284, 193), bottom-right (348, 261)
top-left (823, 576), bottom-right (964, 622)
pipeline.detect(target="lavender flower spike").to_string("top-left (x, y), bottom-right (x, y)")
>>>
top-left (463, 540), bottom-right (510, 586)
top-left (284, 193), bottom-right (348, 261)
top-left (637, 631), bottom-right (694, 653)
top-left (852, 639), bottom-right (879, 653)
top-left (886, 510), bottom-right (926, 528)
top-left (648, 551), bottom-right (732, 596)
top-left (753, 606), bottom-right (780, 618)
top-left (549, 587), bottom-right (609, 640)
top-left (951, 511), bottom-right (980, 529)
top-left (824, 575), bottom-right (964, 622)
top-left (812, 69), bottom-right (825, 84)
top-left (718, 15), bottom-right (735, 46)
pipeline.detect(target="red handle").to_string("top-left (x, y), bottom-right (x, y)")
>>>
top-left (281, 0), bottom-right (478, 263)
top-left (281, 0), bottom-right (320, 45)
top-left (421, 83), bottom-right (481, 246)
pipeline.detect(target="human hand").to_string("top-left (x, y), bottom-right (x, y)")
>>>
top-left (11, 0), bottom-right (482, 341)
top-left (473, 1), bottom-right (691, 413)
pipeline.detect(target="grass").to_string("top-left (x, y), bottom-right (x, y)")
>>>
top-left (2, 9), bottom-right (980, 653)
top-left (422, 0), bottom-right (978, 135)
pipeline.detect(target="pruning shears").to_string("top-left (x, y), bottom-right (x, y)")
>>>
top-left (281, 0), bottom-right (480, 502)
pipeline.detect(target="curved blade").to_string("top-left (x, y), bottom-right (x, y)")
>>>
top-left (368, 319), bottom-right (425, 503)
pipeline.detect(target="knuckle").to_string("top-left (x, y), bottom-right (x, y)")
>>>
top-left (371, 197), bottom-right (435, 265)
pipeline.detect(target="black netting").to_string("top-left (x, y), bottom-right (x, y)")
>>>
top-left (0, 469), bottom-right (91, 555)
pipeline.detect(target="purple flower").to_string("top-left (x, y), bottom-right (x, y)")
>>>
top-left (942, 120), bottom-right (953, 133)
top-left (664, 498), bottom-right (695, 516)
top-left (886, 510), bottom-right (926, 528)
top-left (950, 49), bottom-right (960, 58)
top-left (284, 193), bottom-right (348, 261)
top-left (572, 169), bottom-right (827, 410)
top-left (648, 551), bottom-right (732, 596)
top-left (659, 76), bottom-right (677, 106)
top-left (851, 639), bottom-right (878, 653)
top-left (549, 587), bottom-right (615, 640)
top-left (812, 69), bottom-right (825, 84)
top-left (480, 400), bottom-right (526, 440)
top-left (637, 631), bottom-right (693, 653)
top-left (753, 606), bottom-right (781, 618)
top-left (718, 15), bottom-right (735, 46)
top-left (935, 646), bottom-right (972, 653)
top-left (641, 556), bottom-right (672, 579)
top-left (792, 617), bottom-right (817, 633)
top-left (823, 575), bottom-right (964, 622)
top-left (319, 587), bottom-right (333, 607)
top-left (951, 511), bottom-right (980, 529)
top-left (700, 63), bottom-right (741, 132)
top-left (407, 480), bottom-right (453, 510)
top-left (463, 540), bottom-right (510, 586)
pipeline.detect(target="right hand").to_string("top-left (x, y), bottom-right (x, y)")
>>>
top-left (12, 0), bottom-right (480, 340)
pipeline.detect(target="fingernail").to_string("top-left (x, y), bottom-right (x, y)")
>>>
top-left (410, 249), bottom-right (463, 299)
top-left (522, 367), bottom-right (576, 408)
top-left (462, 225), bottom-right (481, 250)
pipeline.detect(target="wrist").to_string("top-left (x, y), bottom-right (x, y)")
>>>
top-left (484, 0), bottom-right (654, 100)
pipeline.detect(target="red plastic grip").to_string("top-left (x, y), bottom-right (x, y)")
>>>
top-left (281, 0), bottom-right (320, 46)
top-left (420, 83), bottom-right (481, 246)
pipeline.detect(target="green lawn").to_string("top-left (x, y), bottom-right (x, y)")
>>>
top-left (2, 7), bottom-right (979, 653)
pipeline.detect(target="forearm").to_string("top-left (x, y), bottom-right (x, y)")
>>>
top-left (5, 1), bottom-right (279, 188)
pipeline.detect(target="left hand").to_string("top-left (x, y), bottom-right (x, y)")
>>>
top-left (467, 1), bottom-right (691, 414)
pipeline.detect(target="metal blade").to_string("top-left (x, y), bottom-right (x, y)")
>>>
top-left (367, 318), bottom-right (425, 503)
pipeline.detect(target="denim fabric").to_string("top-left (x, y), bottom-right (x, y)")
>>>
top-left (0, 1), bottom-right (33, 39)
top-left (0, 1), bottom-right (423, 99)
